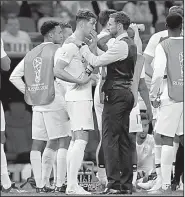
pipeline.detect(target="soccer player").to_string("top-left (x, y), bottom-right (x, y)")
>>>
top-left (54, 10), bottom-right (96, 195)
top-left (143, 6), bottom-right (183, 192)
top-left (127, 25), bottom-right (153, 191)
top-left (9, 21), bottom-right (72, 193)
top-left (1, 39), bottom-right (13, 193)
top-left (51, 22), bottom-right (73, 192)
top-left (150, 13), bottom-right (183, 194)
top-left (136, 114), bottom-right (155, 190)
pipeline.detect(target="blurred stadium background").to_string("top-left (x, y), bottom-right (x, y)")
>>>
top-left (0, 0), bottom-right (183, 184)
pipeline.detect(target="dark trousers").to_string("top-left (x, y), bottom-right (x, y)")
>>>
top-left (102, 88), bottom-right (134, 190)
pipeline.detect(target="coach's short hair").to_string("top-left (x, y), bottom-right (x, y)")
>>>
top-left (98, 9), bottom-right (116, 27)
top-left (76, 9), bottom-right (97, 22)
top-left (166, 13), bottom-right (183, 30)
top-left (169, 6), bottom-right (184, 17)
top-left (59, 22), bottom-right (72, 30)
top-left (40, 21), bottom-right (60, 36)
top-left (110, 11), bottom-right (130, 30)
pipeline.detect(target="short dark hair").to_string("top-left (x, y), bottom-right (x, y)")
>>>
top-left (76, 9), bottom-right (97, 22)
top-left (140, 113), bottom-right (148, 121)
top-left (40, 21), bottom-right (60, 36)
top-left (166, 13), bottom-right (182, 30)
top-left (110, 11), bottom-right (130, 30)
top-left (59, 22), bottom-right (72, 30)
top-left (169, 6), bottom-right (183, 17)
top-left (98, 9), bottom-right (116, 27)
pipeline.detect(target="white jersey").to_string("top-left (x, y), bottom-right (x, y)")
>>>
top-left (55, 33), bottom-right (92, 102)
top-left (136, 135), bottom-right (155, 175)
top-left (144, 30), bottom-right (168, 88)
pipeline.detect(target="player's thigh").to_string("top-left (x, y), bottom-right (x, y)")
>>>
top-left (67, 101), bottom-right (94, 133)
top-left (156, 103), bottom-right (182, 138)
top-left (43, 109), bottom-right (71, 140)
top-left (32, 111), bottom-right (48, 141)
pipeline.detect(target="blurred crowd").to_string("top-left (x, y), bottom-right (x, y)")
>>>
top-left (1, 1), bottom-right (183, 33)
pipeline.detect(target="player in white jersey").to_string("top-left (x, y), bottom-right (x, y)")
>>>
top-left (9, 21), bottom-right (71, 193)
top-left (51, 22), bottom-right (73, 193)
top-left (1, 39), bottom-right (12, 192)
top-left (54, 10), bottom-right (96, 195)
top-left (149, 13), bottom-right (183, 194)
top-left (143, 6), bottom-right (183, 192)
top-left (136, 114), bottom-right (155, 179)
top-left (127, 25), bottom-right (153, 190)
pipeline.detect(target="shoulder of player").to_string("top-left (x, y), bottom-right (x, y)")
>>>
top-left (150, 30), bottom-right (168, 41)
top-left (55, 43), bottom-right (78, 54)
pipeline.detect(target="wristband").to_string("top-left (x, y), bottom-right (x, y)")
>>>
top-left (85, 64), bottom-right (94, 76)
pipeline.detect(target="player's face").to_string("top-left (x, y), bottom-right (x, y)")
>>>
top-left (53, 26), bottom-right (63, 44)
top-left (137, 119), bottom-right (149, 139)
top-left (83, 18), bottom-right (96, 38)
top-left (108, 17), bottom-right (118, 37)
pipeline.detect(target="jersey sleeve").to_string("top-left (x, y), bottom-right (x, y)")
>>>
top-left (56, 43), bottom-right (78, 64)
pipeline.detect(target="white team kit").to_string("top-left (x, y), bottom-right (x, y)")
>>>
top-left (150, 37), bottom-right (183, 138)
top-left (10, 42), bottom-right (71, 141)
top-left (143, 30), bottom-right (168, 120)
top-left (55, 33), bottom-right (94, 132)
top-left (136, 134), bottom-right (155, 176)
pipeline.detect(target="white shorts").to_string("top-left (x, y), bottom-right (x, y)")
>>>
top-left (32, 109), bottom-right (71, 141)
top-left (156, 102), bottom-right (183, 137)
top-left (67, 101), bottom-right (94, 132)
top-left (1, 102), bottom-right (5, 131)
top-left (129, 102), bottom-right (143, 133)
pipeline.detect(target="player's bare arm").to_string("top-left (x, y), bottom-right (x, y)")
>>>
top-left (54, 59), bottom-right (91, 85)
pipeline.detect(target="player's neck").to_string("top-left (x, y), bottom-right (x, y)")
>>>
top-left (43, 38), bottom-right (53, 43)
top-left (168, 30), bottom-right (181, 37)
top-left (74, 29), bottom-right (85, 42)
top-left (137, 136), bottom-right (147, 145)
top-left (115, 29), bottom-right (127, 38)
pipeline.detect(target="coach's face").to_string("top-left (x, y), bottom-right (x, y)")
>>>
top-left (108, 17), bottom-right (118, 37)
top-left (52, 25), bottom-right (63, 44)
top-left (83, 18), bottom-right (96, 38)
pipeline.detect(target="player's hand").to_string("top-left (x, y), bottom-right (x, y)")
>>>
top-left (65, 37), bottom-right (82, 48)
top-left (151, 98), bottom-right (161, 108)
